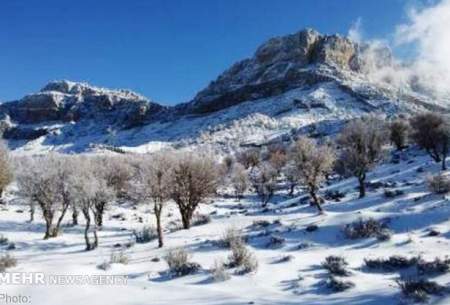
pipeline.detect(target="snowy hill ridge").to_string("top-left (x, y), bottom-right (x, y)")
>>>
top-left (1, 28), bottom-right (449, 154)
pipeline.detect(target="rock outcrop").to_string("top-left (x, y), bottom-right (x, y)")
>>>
top-left (0, 81), bottom-right (165, 140)
top-left (184, 29), bottom-right (391, 114)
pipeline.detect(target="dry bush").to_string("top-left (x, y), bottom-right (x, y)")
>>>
top-left (390, 118), bottom-right (410, 150)
top-left (210, 260), bottom-right (230, 282)
top-left (427, 174), bottom-right (450, 194)
top-left (227, 239), bottom-right (258, 274)
top-left (0, 253), bottom-right (17, 272)
top-left (164, 247), bottom-right (200, 277)
top-left (191, 213), bottom-right (211, 226)
top-left (133, 226), bottom-right (158, 244)
top-left (326, 275), bottom-right (355, 292)
top-left (289, 136), bottom-right (335, 213)
top-left (322, 256), bottom-right (351, 276)
top-left (336, 116), bottom-right (388, 198)
top-left (364, 255), bottom-right (419, 271)
top-left (170, 153), bottom-right (219, 229)
top-left (396, 277), bottom-right (446, 303)
top-left (268, 150), bottom-right (287, 175)
top-left (417, 258), bottom-right (450, 276)
top-left (230, 163), bottom-right (249, 201)
top-left (343, 218), bottom-right (389, 240)
top-left (410, 112), bottom-right (450, 170)
top-left (220, 227), bottom-right (245, 249)
top-left (110, 249), bottom-right (129, 265)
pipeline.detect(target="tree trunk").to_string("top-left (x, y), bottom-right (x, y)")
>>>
top-left (84, 215), bottom-right (91, 251)
top-left (358, 174), bottom-right (366, 198)
top-left (156, 213), bottom-right (163, 248)
top-left (29, 202), bottom-right (35, 222)
top-left (53, 205), bottom-right (69, 237)
top-left (310, 191), bottom-right (323, 213)
top-left (288, 184), bottom-right (295, 197)
top-left (72, 207), bottom-right (78, 226)
top-left (180, 209), bottom-right (191, 230)
top-left (93, 225), bottom-right (98, 249)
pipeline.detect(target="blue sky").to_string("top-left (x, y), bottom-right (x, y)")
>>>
top-left (0, 0), bottom-right (423, 105)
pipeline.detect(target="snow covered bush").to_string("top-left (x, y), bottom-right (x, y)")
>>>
top-left (343, 218), bottom-right (389, 240)
top-left (227, 238), bottom-right (258, 274)
top-left (322, 256), bottom-right (351, 276)
top-left (410, 112), bottom-right (450, 170)
top-left (0, 141), bottom-right (12, 203)
top-left (133, 226), bottom-right (158, 244)
top-left (220, 227), bottom-right (245, 249)
top-left (110, 249), bottom-right (129, 265)
top-left (417, 258), bottom-right (450, 276)
top-left (336, 116), bottom-right (388, 198)
top-left (289, 136), bottom-right (335, 213)
top-left (169, 153), bottom-right (219, 229)
top-left (164, 247), bottom-right (200, 277)
top-left (427, 173), bottom-right (450, 194)
top-left (210, 260), bottom-right (230, 282)
top-left (0, 253), bottom-right (17, 272)
top-left (326, 276), bottom-right (355, 292)
top-left (191, 213), bottom-right (211, 226)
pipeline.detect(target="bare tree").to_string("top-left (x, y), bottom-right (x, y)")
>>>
top-left (283, 163), bottom-right (298, 197)
top-left (410, 112), bottom-right (450, 170)
top-left (170, 153), bottom-right (218, 229)
top-left (268, 150), bottom-right (287, 176)
top-left (337, 116), bottom-right (388, 198)
top-left (71, 158), bottom-right (115, 250)
top-left (236, 148), bottom-right (260, 170)
top-left (389, 118), bottom-right (410, 151)
top-left (250, 163), bottom-right (277, 207)
top-left (0, 141), bottom-right (13, 204)
top-left (133, 153), bottom-right (172, 247)
top-left (230, 163), bottom-right (249, 201)
top-left (95, 156), bottom-right (133, 199)
top-left (290, 137), bottom-right (335, 213)
top-left (16, 154), bottom-right (73, 239)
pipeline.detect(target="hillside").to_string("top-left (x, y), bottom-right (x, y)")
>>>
top-left (1, 29), bottom-right (448, 154)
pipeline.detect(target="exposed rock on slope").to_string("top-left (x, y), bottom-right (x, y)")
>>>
top-left (0, 81), bottom-right (165, 140)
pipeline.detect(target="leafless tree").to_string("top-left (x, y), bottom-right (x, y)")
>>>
top-left (337, 116), bottom-right (388, 198)
top-left (289, 137), bottom-right (335, 213)
top-left (410, 112), bottom-right (450, 170)
top-left (132, 153), bottom-right (172, 247)
top-left (269, 150), bottom-right (287, 176)
top-left (283, 163), bottom-right (298, 197)
top-left (0, 141), bottom-right (12, 204)
top-left (389, 118), bottom-right (410, 150)
top-left (170, 153), bottom-right (219, 229)
top-left (250, 163), bottom-right (277, 207)
top-left (71, 158), bottom-right (115, 250)
top-left (95, 156), bottom-right (133, 198)
top-left (236, 148), bottom-right (260, 170)
top-left (15, 154), bottom-right (74, 239)
top-left (230, 163), bottom-right (249, 201)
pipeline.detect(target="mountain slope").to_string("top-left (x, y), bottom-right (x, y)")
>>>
top-left (1, 29), bottom-right (449, 154)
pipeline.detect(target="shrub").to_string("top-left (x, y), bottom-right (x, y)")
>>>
top-left (427, 174), bottom-right (450, 194)
top-left (326, 275), bottom-right (355, 292)
top-left (343, 218), bottom-right (388, 240)
top-left (191, 214), bottom-right (211, 226)
top-left (396, 277), bottom-right (446, 303)
top-left (266, 235), bottom-right (286, 249)
top-left (322, 256), bottom-right (351, 276)
top-left (364, 255), bottom-right (419, 271)
top-left (0, 235), bottom-right (8, 246)
top-left (164, 247), bottom-right (200, 277)
top-left (133, 226), bottom-right (157, 244)
top-left (417, 258), bottom-right (450, 276)
top-left (210, 260), bottom-right (230, 282)
top-left (220, 227), bottom-right (245, 249)
top-left (0, 254), bottom-right (17, 272)
top-left (110, 249), bottom-right (129, 265)
top-left (390, 118), bottom-right (410, 150)
top-left (227, 240), bottom-right (258, 274)
top-left (274, 255), bottom-right (294, 263)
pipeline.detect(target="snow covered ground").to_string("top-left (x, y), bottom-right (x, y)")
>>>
top-left (0, 149), bottom-right (449, 305)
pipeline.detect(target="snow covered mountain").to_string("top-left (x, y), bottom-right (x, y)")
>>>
top-left (1, 29), bottom-right (448, 154)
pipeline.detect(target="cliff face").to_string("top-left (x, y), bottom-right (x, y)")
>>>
top-left (184, 29), bottom-right (386, 114)
top-left (0, 81), bottom-right (165, 140)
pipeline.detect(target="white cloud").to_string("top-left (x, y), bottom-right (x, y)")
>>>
top-left (348, 18), bottom-right (363, 43)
